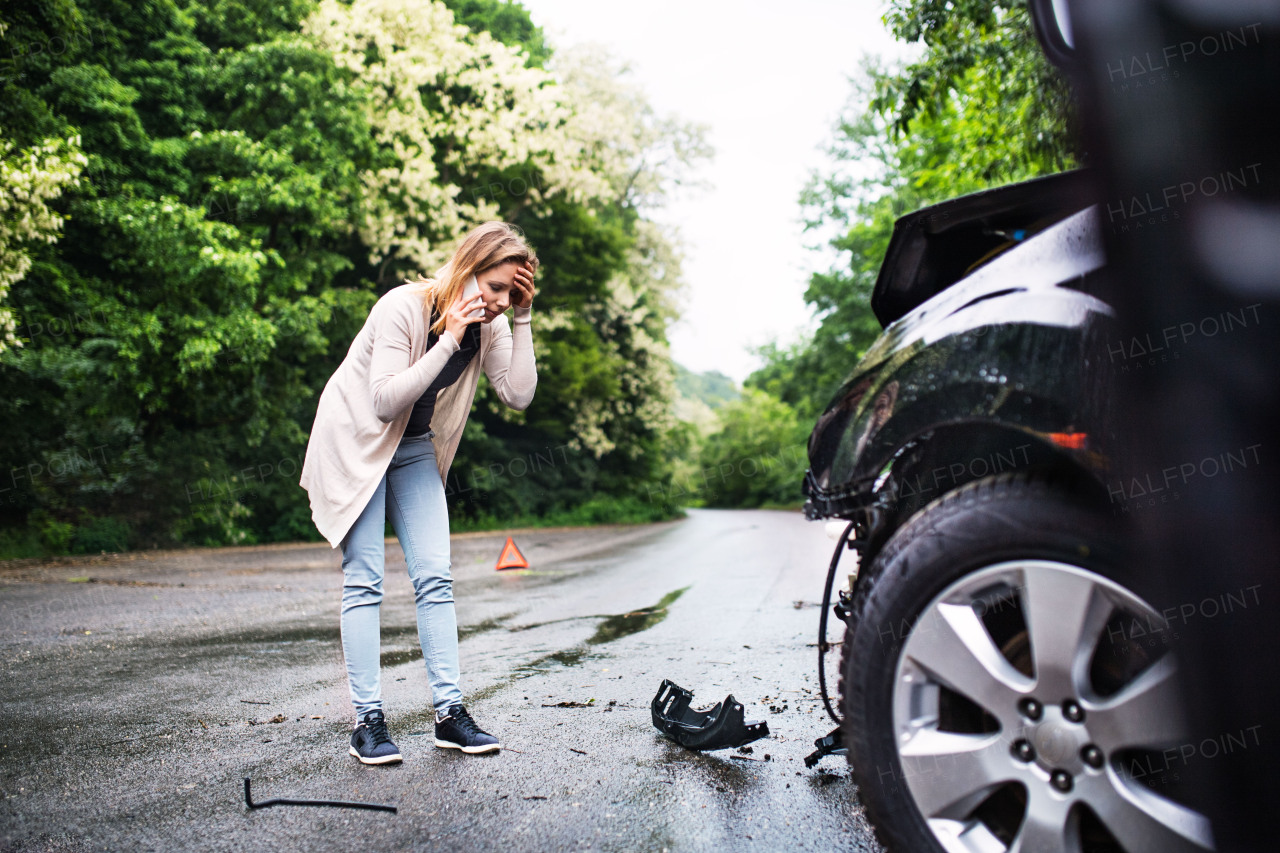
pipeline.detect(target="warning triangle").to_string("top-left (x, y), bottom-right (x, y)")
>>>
top-left (495, 536), bottom-right (529, 571)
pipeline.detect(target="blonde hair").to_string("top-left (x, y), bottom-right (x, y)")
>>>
top-left (407, 222), bottom-right (539, 336)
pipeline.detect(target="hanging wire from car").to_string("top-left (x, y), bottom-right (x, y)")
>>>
top-left (817, 519), bottom-right (860, 726)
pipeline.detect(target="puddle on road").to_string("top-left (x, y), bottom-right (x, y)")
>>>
top-left (381, 648), bottom-right (420, 668)
top-left (378, 614), bottom-right (516, 668)
top-left (167, 624), bottom-right (342, 649)
top-left (513, 645), bottom-right (603, 678)
top-left (458, 614), bottom-right (514, 642)
top-left (586, 586), bottom-right (688, 645)
top-left (544, 648), bottom-right (589, 667)
top-left (512, 585), bottom-right (691, 680)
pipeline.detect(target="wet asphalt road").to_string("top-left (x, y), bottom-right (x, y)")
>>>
top-left (0, 508), bottom-right (884, 852)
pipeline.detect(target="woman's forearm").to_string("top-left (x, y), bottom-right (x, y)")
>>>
top-left (485, 306), bottom-right (537, 410)
top-left (370, 332), bottom-right (460, 423)
top-left (510, 305), bottom-right (537, 388)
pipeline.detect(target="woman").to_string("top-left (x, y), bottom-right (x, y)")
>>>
top-left (299, 221), bottom-right (538, 764)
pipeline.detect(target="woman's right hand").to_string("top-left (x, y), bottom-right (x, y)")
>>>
top-left (442, 289), bottom-right (484, 345)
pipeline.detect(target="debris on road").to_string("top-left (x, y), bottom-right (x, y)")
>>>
top-left (541, 698), bottom-right (595, 708)
top-left (650, 679), bottom-right (769, 751)
top-left (803, 727), bottom-right (847, 767)
top-left (243, 778), bottom-right (397, 814)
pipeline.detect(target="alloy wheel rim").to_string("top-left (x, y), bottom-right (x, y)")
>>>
top-left (891, 560), bottom-right (1214, 853)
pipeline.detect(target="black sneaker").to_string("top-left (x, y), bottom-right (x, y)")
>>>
top-left (434, 704), bottom-right (500, 754)
top-left (349, 709), bottom-right (402, 765)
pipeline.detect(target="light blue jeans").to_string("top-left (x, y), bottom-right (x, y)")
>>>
top-left (339, 429), bottom-right (463, 719)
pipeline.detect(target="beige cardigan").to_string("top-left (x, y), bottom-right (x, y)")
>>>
top-left (299, 282), bottom-right (536, 548)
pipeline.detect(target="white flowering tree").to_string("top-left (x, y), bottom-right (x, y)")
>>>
top-left (0, 0), bottom-right (710, 551)
top-left (0, 133), bottom-right (86, 353)
top-left (541, 49), bottom-right (709, 460)
top-left (553, 45), bottom-right (712, 214)
top-left (304, 0), bottom-right (612, 275)
top-left (305, 1), bottom-right (709, 469)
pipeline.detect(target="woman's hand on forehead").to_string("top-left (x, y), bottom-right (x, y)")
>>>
top-left (511, 261), bottom-right (536, 309)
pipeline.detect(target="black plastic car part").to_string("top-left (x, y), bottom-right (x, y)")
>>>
top-left (871, 169), bottom-right (1093, 326)
top-left (650, 680), bottom-right (769, 751)
top-left (243, 777), bottom-right (397, 813)
top-left (804, 727), bottom-right (847, 768)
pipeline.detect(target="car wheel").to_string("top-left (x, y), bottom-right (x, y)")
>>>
top-left (840, 472), bottom-right (1214, 852)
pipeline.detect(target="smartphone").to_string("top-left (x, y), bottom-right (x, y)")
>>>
top-left (461, 274), bottom-right (484, 319)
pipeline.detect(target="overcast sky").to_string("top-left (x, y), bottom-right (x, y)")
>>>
top-left (519, 0), bottom-right (906, 384)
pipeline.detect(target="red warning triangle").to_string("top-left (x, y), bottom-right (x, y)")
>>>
top-left (495, 536), bottom-right (529, 571)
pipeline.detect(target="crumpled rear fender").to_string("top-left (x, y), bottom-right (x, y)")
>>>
top-left (805, 235), bottom-right (1117, 520)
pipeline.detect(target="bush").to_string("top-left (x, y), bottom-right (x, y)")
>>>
top-left (70, 516), bottom-right (131, 554)
top-left (29, 509), bottom-right (74, 555)
top-left (453, 493), bottom-right (683, 533)
top-left (696, 388), bottom-right (811, 508)
top-left (0, 525), bottom-right (45, 560)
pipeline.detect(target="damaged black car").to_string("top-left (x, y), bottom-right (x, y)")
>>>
top-left (801, 170), bottom-right (1213, 851)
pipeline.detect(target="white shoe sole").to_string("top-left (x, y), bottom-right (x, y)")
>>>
top-left (434, 738), bottom-right (501, 754)
top-left (349, 746), bottom-right (403, 765)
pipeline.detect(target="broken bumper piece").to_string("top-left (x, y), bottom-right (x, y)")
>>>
top-left (650, 679), bottom-right (769, 751)
top-left (803, 727), bottom-right (847, 767)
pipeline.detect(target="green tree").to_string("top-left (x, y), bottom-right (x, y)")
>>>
top-left (0, 0), bottom-right (382, 549)
top-left (747, 4), bottom-right (1076, 424)
top-left (0, 0), bottom-right (707, 555)
top-left (0, 133), bottom-right (86, 353)
top-left (697, 389), bottom-right (811, 508)
top-left (697, 1), bottom-right (1082, 512)
top-left (443, 0), bottom-right (552, 68)
top-left (876, 0), bottom-right (1074, 171)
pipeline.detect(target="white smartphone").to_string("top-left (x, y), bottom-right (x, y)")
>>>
top-left (461, 274), bottom-right (484, 319)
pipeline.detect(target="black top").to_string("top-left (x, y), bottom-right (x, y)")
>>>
top-left (404, 321), bottom-right (481, 438)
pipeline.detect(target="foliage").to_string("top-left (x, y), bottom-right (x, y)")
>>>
top-left (745, 2), bottom-right (1076, 425)
top-left (674, 363), bottom-right (739, 411)
top-left (303, 0), bottom-right (611, 278)
top-left (0, 0), bottom-right (707, 556)
top-left (442, 0), bottom-right (552, 68)
top-left (696, 388), bottom-right (811, 509)
top-left (0, 134), bottom-right (86, 353)
top-left (455, 493), bottom-right (681, 534)
top-left (0, 0), bottom-right (384, 552)
top-left (877, 0), bottom-right (1075, 170)
top-left (663, 363), bottom-right (738, 507)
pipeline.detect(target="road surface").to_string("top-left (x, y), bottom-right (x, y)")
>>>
top-left (0, 508), bottom-right (883, 852)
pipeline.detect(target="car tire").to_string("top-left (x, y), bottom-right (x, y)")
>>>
top-left (839, 472), bottom-right (1215, 853)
